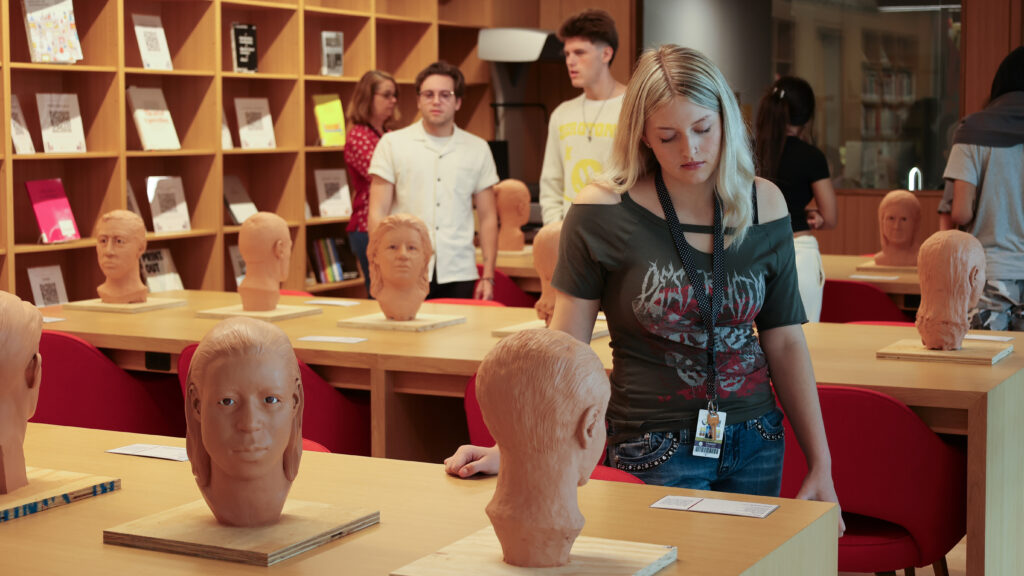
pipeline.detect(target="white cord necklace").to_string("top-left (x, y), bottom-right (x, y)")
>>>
top-left (581, 85), bottom-right (615, 143)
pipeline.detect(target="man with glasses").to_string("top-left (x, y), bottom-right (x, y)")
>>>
top-left (368, 61), bottom-right (499, 300)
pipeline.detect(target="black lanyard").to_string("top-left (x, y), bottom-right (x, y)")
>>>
top-left (654, 167), bottom-right (724, 410)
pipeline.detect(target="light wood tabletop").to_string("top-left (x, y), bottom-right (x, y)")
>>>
top-left (0, 423), bottom-right (838, 575)
top-left (820, 254), bottom-right (921, 295)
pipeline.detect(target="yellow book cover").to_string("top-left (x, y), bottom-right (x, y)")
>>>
top-left (312, 94), bottom-right (346, 147)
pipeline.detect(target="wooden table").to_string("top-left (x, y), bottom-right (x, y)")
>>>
top-left (0, 424), bottom-right (838, 575)
top-left (481, 251), bottom-right (540, 292)
top-left (821, 254), bottom-right (921, 295)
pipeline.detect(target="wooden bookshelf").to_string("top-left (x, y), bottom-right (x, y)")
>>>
top-left (1, 0), bottom-right (499, 302)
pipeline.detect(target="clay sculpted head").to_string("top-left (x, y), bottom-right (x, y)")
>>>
top-left (495, 179), bottom-right (531, 252)
top-left (0, 291), bottom-right (43, 494)
top-left (477, 328), bottom-right (610, 567)
top-left (368, 214), bottom-right (433, 321)
top-left (185, 317), bottom-right (303, 527)
top-left (238, 212), bottom-right (292, 311)
top-left (533, 221), bottom-right (563, 326)
top-left (96, 210), bottom-right (148, 304)
top-left (875, 190), bottom-right (922, 266)
top-left (916, 230), bottom-right (986, 350)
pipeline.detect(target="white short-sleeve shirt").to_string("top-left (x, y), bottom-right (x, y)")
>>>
top-left (369, 121), bottom-right (499, 284)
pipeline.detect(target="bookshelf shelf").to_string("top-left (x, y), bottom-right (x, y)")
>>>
top-left (1, 0), bottom-right (497, 302)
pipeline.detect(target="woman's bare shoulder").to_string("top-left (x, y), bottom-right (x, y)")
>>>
top-left (754, 177), bottom-right (788, 222)
top-left (575, 183), bottom-right (622, 205)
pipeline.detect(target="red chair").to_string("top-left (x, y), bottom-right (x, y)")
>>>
top-left (426, 298), bottom-right (505, 307)
top-left (820, 279), bottom-right (912, 323)
top-left (464, 374), bottom-right (644, 484)
top-left (280, 289), bottom-right (314, 297)
top-left (780, 385), bottom-right (966, 575)
top-left (178, 344), bottom-right (370, 456)
top-left (477, 265), bottom-right (537, 308)
top-left (31, 331), bottom-right (184, 436)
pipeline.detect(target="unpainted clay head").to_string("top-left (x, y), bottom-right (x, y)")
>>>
top-left (0, 291), bottom-right (43, 494)
top-left (532, 221), bottom-right (563, 326)
top-left (185, 317), bottom-right (303, 527)
top-left (916, 230), bottom-right (986, 350)
top-left (238, 212), bottom-right (292, 311)
top-left (477, 328), bottom-right (610, 567)
top-left (96, 210), bottom-right (148, 304)
top-left (875, 190), bottom-right (922, 266)
top-left (368, 214), bottom-right (433, 321)
top-left (495, 179), bottom-right (531, 252)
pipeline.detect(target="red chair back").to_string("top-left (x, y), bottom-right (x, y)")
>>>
top-left (781, 385), bottom-right (966, 571)
top-left (477, 265), bottom-right (537, 308)
top-left (427, 298), bottom-right (505, 307)
top-left (463, 374), bottom-right (643, 484)
top-left (178, 344), bottom-right (370, 456)
top-left (820, 279), bottom-right (911, 323)
top-left (32, 331), bottom-right (184, 436)
top-left (280, 289), bottom-right (314, 297)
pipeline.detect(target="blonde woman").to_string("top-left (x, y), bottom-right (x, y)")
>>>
top-left (446, 45), bottom-right (842, 534)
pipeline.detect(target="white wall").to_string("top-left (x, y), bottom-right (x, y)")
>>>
top-left (643, 0), bottom-right (773, 110)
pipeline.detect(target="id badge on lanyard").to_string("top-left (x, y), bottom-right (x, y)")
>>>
top-left (654, 168), bottom-right (726, 459)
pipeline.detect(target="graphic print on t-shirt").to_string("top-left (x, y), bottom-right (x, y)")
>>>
top-left (632, 259), bottom-right (770, 399)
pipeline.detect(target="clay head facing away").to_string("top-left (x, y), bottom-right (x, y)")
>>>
top-left (238, 212), bottom-right (293, 311)
top-left (495, 179), bottom-right (531, 252)
top-left (532, 220), bottom-right (563, 326)
top-left (916, 230), bottom-right (986, 350)
top-left (0, 291), bottom-right (43, 494)
top-left (477, 328), bottom-right (610, 567)
top-left (368, 214), bottom-right (433, 321)
top-left (185, 317), bottom-right (303, 526)
top-left (875, 190), bottom-right (922, 266)
top-left (96, 210), bottom-right (148, 304)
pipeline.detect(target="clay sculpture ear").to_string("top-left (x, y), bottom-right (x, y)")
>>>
top-left (284, 379), bottom-right (304, 481)
top-left (185, 380), bottom-right (210, 487)
top-left (25, 353), bottom-right (42, 419)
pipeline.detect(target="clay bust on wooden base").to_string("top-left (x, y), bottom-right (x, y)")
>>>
top-left (495, 179), bottom-right (531, 252)
top-left (916, 230), bottom-right (986, 350)
top-left (96, 210), bottom-right (148, 304)
top-left (0, 291), bottom-right (43, 494)
top-left (368, 214), bottom-right (433, 321)
top-left (532, 221), bottom-right (562, 325)
top-left (477, 328), bottom-right (610, 567)
top-left (874, 190), bottom-right (922, 267)
top-left (185, 317), bottom-right (304, 527)
top-left (238, 212), bottom-right (293, 312)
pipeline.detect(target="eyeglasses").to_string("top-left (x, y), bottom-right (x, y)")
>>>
top-left (418, 90), bottom-right (456, 103)
top-left (375, 91), bottom-right (398, 100)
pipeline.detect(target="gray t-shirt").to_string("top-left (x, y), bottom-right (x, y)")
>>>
top-left (943, 142), bottom-right (1024, 279)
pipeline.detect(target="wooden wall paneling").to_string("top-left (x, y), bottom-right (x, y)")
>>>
top-left (962, 0), bottom-right (1015, 115)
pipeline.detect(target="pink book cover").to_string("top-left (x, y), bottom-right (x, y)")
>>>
top-left (25, 178), bottom-right (80, 244)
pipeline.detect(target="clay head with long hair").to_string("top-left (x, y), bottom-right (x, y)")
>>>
top-left (238, 212), bottom-right (292, 311)
top-left (875, 190), bottom-right (922, 266)
top-left (0, 291), bottom-right (43, 494)
top-left (185, 317), bottom-right (303, 526)
top-left (96, 210), bottom-right (148, 304)
top-left (478, 328), bottom-right (610, 567)
top-left (368, 214), bottom-right (432, 321)
top-left (916, 230), bottom-right (986, 350)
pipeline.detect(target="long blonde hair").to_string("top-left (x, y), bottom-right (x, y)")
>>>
top-left (599, 45), bottom-right (755, 245)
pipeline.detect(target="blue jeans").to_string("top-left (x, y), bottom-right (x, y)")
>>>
top-left (606, 408), bottom-right (786, 497)
top-left (347, 230), bottom-right (371, 296)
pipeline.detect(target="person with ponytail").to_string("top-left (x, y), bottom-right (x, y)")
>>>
top-left (754, 76), bottom-right (836, 322)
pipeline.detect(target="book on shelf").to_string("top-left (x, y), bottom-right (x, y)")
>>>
top-left (332, 235), bottom-right (360, 280)
top-left (314, 169), bottom-right (352, 218)
top-left (320, 31), bottom-right (344, 76)
top-left (228, 244), bottom-right (246, 288)
top-left (221, 107), bottom-right (234, 150)
top-left (141, 248), bottom-right (184, 293)
top-left (146, 176), bottom-right (191, 233)
top-left (131, 13), bottom-right (173, 70)
top-left (25, 178), bottom-right (80, 244)
top-left (27, 265), bottom-right (69, 307)
top-left (230, 23), bottom-right (257, 73)
top-left (127, 86), bottom-right (181, 151)
top-left (125, 181), bottom-right (144, 221)
top-left (234, 98), bottom-right (276, 149)
top-left (37, 93), bottom-right (86, 153)
top-left (311, 94), bottom-right (346, 148)
top-left (223, 175), bottom-right (258, 225)
top-left (10, 95), bottom-right (36, 154)
top-left (309, 236), bottom-right (359, 284)
top-left (21, 0), bottom-right (83, 64)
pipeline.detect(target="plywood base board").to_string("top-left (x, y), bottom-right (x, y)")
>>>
top-left (854, 260), bottom-right (918, 274)
top-left (492, 319), bottom-right (609, 339)
top-left (103, 499), bottom-right (379, 566)
top-left (63, 297), bottom-right (186, 314)
top-left (195, 304), bottom-right (323, 322)
top-left (391, 526), bottom-right (677, 576)
top-left (0, 467), bottom-right (120, 523)
top-left (337, 312), bottom-right (466, 332)
top-left (877, 338), bottom-right (1014, 365)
